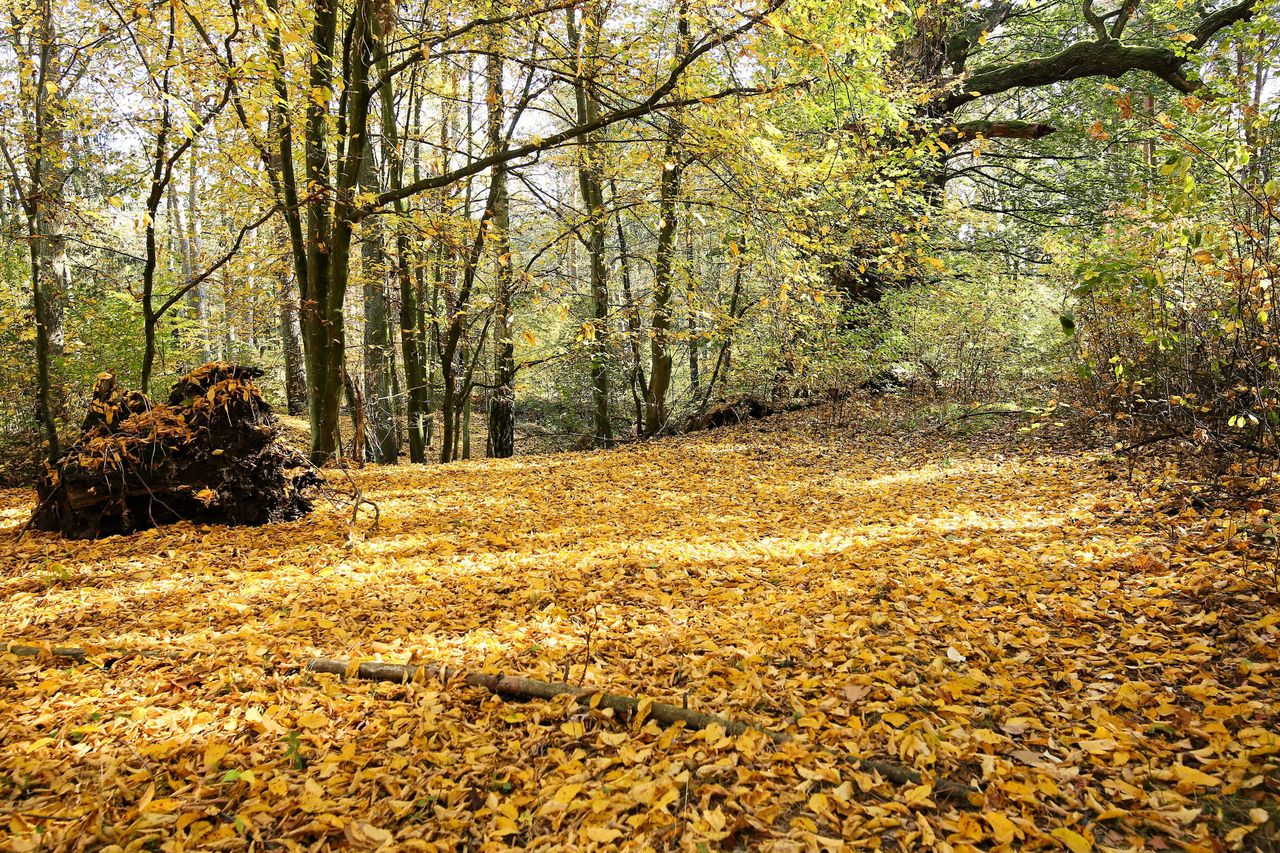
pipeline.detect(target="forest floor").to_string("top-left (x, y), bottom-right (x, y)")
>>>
top-left (1, 405), bottom-right (1278, 852)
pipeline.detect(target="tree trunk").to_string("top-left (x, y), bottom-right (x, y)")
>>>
top-left (184, 154), bottom-right (211, 362)
top-left (29, 223), bottom-right (59, 461)
top-left (698, 248), bottom-right (745, 415)
top-left (568, 4), bottom-right (613, 448)
top-left (688, 306), bottom-right (699, 390)
top-left (486, 18), bottom-right (516, 458)
top-left (612, 181), bottom-right (646, 436)
top-left (277, 222), bottom-right (308, 416)
top-left (359, 152), bottom-right (398, 463)
top-left (643, 1), bottom-right (689, 437)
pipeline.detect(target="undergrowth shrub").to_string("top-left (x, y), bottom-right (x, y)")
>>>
top-left (847, 272), bottom-right (1065, 403)
top-left (1069, 106), bottom-right (1279, 455)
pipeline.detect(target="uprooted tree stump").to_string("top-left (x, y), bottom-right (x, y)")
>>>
top-left (686, 395), bottom-right (827, 432)
top-left (33, 363), bottom-right (319, 539)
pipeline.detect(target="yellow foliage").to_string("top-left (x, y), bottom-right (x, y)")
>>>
top-left (1, 411), bottom-right (1277, 848)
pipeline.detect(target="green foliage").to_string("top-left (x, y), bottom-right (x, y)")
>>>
top-left (1065, 91), bottom-right (1279, 449)
top-left (848, 259), bottom-right (1066, 401)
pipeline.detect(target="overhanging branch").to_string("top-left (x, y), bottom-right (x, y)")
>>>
top-left (939, 0), bottom-right (1256, 111)
top-left (943, 119), bottom-right (1057, 140)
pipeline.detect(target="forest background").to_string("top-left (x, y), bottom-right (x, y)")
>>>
top-left (0, 0), bottom-right (1275, 475)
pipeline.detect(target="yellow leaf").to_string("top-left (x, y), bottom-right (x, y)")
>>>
top-left (585, 826), bottom-right (622, 843)
top-left (144, 797), bottom-right (181, 814)
top-left (492, 815), bottom-right (519, 837)
top-left (553, 783), bottom-right (582, 804)
top-left (1050, 827), bottom-right (1092, 853)
top-left (882, 711), bottom-right (908, 727)
top-left (560, 720), bottom-right (586, 737)
top-left (203, 741), bottom-right (231, 770)
top-left (522, 330), bottom-right (538, 346)
top-left (985, 812), bottom-right (1018, 844)
top-left (1172, 764), bottom-right (1221, 788)
top-left (296, 711), bottom-right (327, 729)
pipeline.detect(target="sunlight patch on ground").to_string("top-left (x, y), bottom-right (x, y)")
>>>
top-left (0, 421), bottom-right (1276, 850)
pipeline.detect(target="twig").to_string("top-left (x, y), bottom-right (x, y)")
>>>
top-left (1115, 432), bottom-right (1187, 454)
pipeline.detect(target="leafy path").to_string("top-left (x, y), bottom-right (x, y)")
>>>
top-left (2, 413), bottom-right (1277, 851)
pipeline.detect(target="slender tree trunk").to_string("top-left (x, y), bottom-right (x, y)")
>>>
top-left (568, 4), bottom-right (613, 448)
top-left (374, 58), bottom-right (428, 462)
top-left (644, 0), bottom-right (689, 436)
top-left (279, 272), bottom-right (308, 415)
top-left (138, 3), bottom-right (181, 395)
top-left (688, 307), bottom-right (699, 390)
top-left (167, 175), bottom-right (207, 364)
top-left (29, 223), bottom-right (58, 460)
top-left (183, 153), bottom-right (211, 362)
top-left (17, 0), bottom-right (67, 457)
top-left (343, 369), bottom-right (367, 464)
top-left (486, 17), bottom-right (515, 458)
top-left (611, 181), bottom-right (646, 435)
top-left (359, 152), bottom-right (398, 463)
top-left (698, 250), bottom-right (744, 414)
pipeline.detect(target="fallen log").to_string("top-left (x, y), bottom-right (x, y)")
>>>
top-left (685, 395), bottom-right (828, 433)
top-left (3, 643), bottom-right (184, 668)
top-left (5, 642), bottom-right (976, 802)
top-left (305, 656), bottom-right (978, 802)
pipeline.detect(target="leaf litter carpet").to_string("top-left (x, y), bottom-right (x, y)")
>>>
top-left (1, 413), bottom-right (1277, 851)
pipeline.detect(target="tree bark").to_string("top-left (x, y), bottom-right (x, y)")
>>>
top-left (612, 180), bottom-right (646, 435)
top-left (486, 10), bottom-right (516, 459)
top-left (277, 222), bottom-right (308, 416)
top-left (644, 1), bottom-right (690, 437)
top-left (359, 152), bottom-right (399, 463)
top-left (568, 4), bottom-right (613, 448)
top-left (373, 48), bottom-right (428, 463)
top-left (248, 0), bottom-right (781, 463)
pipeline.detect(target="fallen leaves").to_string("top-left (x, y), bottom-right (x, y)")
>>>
top-left (0, 410), bottom-right (1277, 850)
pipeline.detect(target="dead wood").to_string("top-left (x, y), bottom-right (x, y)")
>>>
top-left (3, 642), bottom-right (978, 802)
top-left (686, 395), bottom-right (826, 433)
top-left (305, 656), bottom-right (978, 803)
top-left (31, 363), bottom-right (319, 539)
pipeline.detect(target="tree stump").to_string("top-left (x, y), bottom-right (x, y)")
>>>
top-left (685, 395), bottom-right (773, 431)
top-left (32, 363), bottom-right (319, 539)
